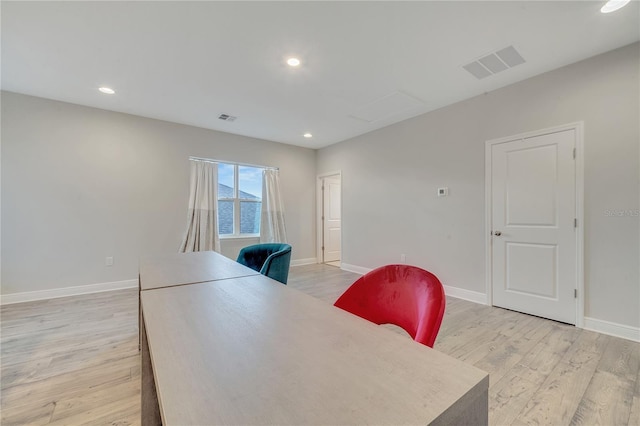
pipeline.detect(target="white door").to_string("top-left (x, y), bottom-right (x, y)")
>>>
top-left (322, 176), bottom-right (341, 263)
top-left (490, 129), bottom-right (577, 324)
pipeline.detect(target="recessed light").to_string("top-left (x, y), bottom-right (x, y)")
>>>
top-left (287, 58), bottom-right (301, 67)
top-left (601, 0), bottom-right (630, 13)
top-left (99, 87), bottom-right (115, 94)
top-left (303, 133), bottom-right (313, 138)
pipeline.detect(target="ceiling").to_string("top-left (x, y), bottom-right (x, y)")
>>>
top-left (2, 1), bottom-right (639, 149)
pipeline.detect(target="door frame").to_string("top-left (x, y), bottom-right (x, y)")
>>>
top-left (484, 122), bottom-right (585, 327)
top-left (316, 171), bottom-right (342, 264)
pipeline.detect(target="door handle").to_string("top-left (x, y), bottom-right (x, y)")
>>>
top-left (493, 231), bottom-right (502, 236)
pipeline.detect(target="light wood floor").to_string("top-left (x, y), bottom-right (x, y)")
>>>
top-left (1, 289), bottom-right (140, 425)
top-left (2, 263), bottom-right (639, 425)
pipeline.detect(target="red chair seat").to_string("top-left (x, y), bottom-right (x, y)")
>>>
top-left (334, 264), bottom-right (446, 348)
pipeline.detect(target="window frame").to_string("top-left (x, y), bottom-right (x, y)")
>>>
top-left (217, 163), bottom-right (262, 238)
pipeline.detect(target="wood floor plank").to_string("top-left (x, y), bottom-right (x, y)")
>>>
top-left (596, 336), bottom-right (640, 378)
top-left (488, 323), bottom-right (578, 425)
top-left (452, 329), bottom-right (511, 365)
top-left (0, 400), bottom-right (56, 426)
top-left (47, 395), bottom-right (140, 426)
top-left (2, 337), bottom-right (137, 389)
top-left (435, 307), bottom-right (526, 359)
top-left (570, 370), bottom-right (634, 425)
top-left (570, 334), bottom-right (640, 425)
top-left (1, 354), bottom-right (139, 408)
top-left (1, 289), bottom-right (139, 425)
top-left (474, 316), bottom-right (555, 386)
top-left (50, 378), bottom-right (141, 423)
top-left (0, 356), bottom-right (54, 389)
top-left (512, 324), bottom-right (582, 384)
top-left (515, 332), bottom-right (607, 425)
top-left (1, 264), bottom-right (638, 425)
top-left (629, 366), bottom-right (640, 425)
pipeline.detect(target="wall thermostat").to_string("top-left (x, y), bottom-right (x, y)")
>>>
top-left (437, 187), bottom-right (449, 197)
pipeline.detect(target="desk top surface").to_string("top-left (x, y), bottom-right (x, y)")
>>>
top-left (141, 274), bottom-right (488, 425)
top-left (139, 251), bottom-right (259, 290)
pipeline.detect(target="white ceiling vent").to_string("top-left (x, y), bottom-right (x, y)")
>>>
top-left (463, 45), bottom-right (526, 80)
top-left (218, 113), bottom-right (237, 122)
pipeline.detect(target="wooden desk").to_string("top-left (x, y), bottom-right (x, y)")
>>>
top-left (141, 273), bottom-right (489, 425)
top-left (139, 251), bottom-right (259, 290)
top-left (138, 251), bottom-right (259, 353)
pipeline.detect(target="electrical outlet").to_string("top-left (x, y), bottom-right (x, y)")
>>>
top-left (105, 256), bottom-right (114, 267)
top-left (400, 254), bottom-right (406, 263)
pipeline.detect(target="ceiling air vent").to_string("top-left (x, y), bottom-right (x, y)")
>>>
top-left (463, 45), bottom-right (526, 80)
top-left (218, 114), bottom-right (237, 122)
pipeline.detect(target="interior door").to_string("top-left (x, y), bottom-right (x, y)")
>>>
top-left (322, 176), bottom-right (341, 263)
top-left (491, 129), bottom-right (576, 324)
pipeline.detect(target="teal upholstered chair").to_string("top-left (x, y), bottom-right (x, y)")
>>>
top-left (237, 243), bottom-right (292, 284)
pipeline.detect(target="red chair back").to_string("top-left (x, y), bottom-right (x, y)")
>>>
top-left (334, 264), bottom-right (446, 348)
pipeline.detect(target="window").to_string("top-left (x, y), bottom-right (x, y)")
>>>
top-left (218, 163), bottom-right (263, 236)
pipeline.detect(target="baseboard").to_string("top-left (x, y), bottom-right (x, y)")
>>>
top-left (583, 317), bottom-right (640, 343)
top-left (290, 258), bottom-right (317, 267)
top-left (443, 285), bottom-right (488, 305)
top-left (0, 279), bottom-right (138, 306)
top-left (340, 263), bottom-right (371, 275)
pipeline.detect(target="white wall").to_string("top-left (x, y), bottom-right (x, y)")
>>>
top-left (1, 92), bottom-right (316, 295)
top-left (317, 43), bottom-right (640, 329)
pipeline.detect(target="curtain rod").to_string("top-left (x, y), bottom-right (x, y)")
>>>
top-left (189, 156), bottom-right (279, 171)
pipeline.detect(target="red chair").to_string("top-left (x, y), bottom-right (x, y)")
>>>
top-left (334, 264), bottom-right (446, 348)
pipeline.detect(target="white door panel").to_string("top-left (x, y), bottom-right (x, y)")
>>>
top-left (505, 144), bottom-right (558, 226)
top-left (491, 129), bottom-right (576, 324)
top-left (506, 242), bottom-right (557, 298)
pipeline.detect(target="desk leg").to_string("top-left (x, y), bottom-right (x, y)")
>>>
top-left (138, 275), bottom-right (142, 352)
top-left (141, 309), bottom-right (162, 426)
top-left (440, 388), bottom-right (488, 426)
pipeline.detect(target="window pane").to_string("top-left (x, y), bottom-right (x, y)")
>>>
top-left (238, 166), bottom-right (262, 200)
top-left (240, 201), bottom-right (261, 234)
top-left (218, 163), bottom-right (234, 198)
top-left (218, 200), bottom-right (234, 235)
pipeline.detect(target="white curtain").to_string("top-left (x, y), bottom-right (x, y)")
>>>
top-left (260, 169), bottom-right (287, 243)
top-left (179, 160), bottom-right (220, 252)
